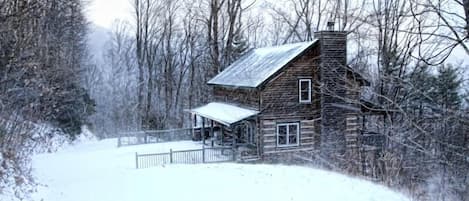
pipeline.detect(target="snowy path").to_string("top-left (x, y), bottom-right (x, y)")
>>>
top-left (32, 138), bottom-right (411, 201)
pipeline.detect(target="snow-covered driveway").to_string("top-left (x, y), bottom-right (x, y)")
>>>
top-left (32, 138), bottom-right (411, 201)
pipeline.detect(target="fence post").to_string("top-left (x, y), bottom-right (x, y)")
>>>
top-left (232, 148), bottom-right (236, 162)
top-left (118, 137), bottom-right (121, 147)
top-left (202, 146), bottom-right (205, 163)
top-left (135, 152), bottom-right (139, 169)
top-left (170, 149), bottom-right (173, 164)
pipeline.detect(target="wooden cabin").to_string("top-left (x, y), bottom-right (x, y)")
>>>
top-left (189, 31), bottom-right (369, 161)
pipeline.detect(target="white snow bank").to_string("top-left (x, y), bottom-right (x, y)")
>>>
top-left (34, 124), bottom-right (98, 153)
top-left (31, 139), bottom-right (410, 201)
top-left (71, 125), bottom-right (98, 145)
top-left (0, 124), bottom-right (98, 201)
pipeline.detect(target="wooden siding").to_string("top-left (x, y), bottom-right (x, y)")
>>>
top-left (259, 44), bottom-right (321, 120)
top-left (260, 119), bottom-right (319, 154)
top-left (344, 70), bottom-right (364, 172)
top-left (212, 86), bottom-right (260, 109)
top-left (345, 115), bottom-right (360, 148)
top-left (345, 71), bottom-right (363, 151)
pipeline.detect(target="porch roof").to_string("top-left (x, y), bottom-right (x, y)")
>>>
top-left (189, 102), bottom-right (259, 126)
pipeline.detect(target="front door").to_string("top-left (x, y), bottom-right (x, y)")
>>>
top-left (235, 120), bottom-right (256, 145)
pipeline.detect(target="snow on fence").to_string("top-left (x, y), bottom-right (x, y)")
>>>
top-left (118, 128), bottom-right (192, 147)
top-left (135, 146), bottom-right (236, 169)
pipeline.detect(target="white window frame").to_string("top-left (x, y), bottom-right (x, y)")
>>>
top-left (276, 122), bottom-right (300, 147)
top-left (299, 79), bottom-right (312, 103)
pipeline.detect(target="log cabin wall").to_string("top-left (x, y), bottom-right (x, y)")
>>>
top-left (260, 118), bottom-right (318, 155)
top-left (258, 44), bottom-right (322, 156)
top-left (259, 44), bottom-right (321, 120)
top-left (344, 74), bottom-right (365, 172)
top-left (345, 74), bottom-right (363, 152)
top-left (212, 86), bottom-right (260, 109)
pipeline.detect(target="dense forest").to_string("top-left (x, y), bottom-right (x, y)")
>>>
top-left (1, 0), bottom-right (469, 200)
top-left (0, 0), bottom-right (94, 199)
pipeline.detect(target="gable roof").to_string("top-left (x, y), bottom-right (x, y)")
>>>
top-left (208, 40), bottom-right (318, 88)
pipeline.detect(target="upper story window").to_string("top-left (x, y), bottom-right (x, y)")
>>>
top-left (299, 79), bottom-right (312, 103)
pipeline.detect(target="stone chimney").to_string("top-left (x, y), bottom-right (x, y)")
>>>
top-left (314, 29), bottom-right (348, 162)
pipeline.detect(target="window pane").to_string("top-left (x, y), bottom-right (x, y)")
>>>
top-left (278, 125), bottom-right (287, 145)
top-left (289, 134), bottom-right (297, 144)
top-left (288, 124), bottom-right (298, 145)
top-left (300, 81), bottom-right (308, 91)
top-left (278, 125), bottom-right (287, 135)
top-left (300, 81), bottom-right (309, 91)
top-left (278, 135), bottom-right (286, 145)
top-left (288, 124), bottom-right (298, 134)
top-left (301, 92), bottom-right (309, 100)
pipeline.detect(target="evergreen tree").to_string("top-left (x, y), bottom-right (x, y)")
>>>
top-left (432, 64), bottom-right (463, 110)
top-left (407, 65), bottom-right (436, 117)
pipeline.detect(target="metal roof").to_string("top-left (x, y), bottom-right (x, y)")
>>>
top-left (190, 102), bottom-right (259, 126)
top-left (208, 40), bottom-right (318, 88)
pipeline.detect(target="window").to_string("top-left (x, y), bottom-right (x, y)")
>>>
top-left (299, 79), bottom-right (311, 103)
top-left (276, 122), bottom-right (300, 147)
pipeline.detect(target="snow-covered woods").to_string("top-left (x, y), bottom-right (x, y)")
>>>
top-left (86, 1), bottom-right (469, 198)
top-left (0, 0), bottom-right (468, 200)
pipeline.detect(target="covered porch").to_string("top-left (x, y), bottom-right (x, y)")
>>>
top-left (189, 102), bottom-right (260, 157)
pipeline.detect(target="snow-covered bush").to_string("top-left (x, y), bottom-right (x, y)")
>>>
top-left (0, 116), bottom-right (83, 200)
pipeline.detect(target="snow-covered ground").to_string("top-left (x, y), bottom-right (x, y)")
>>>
top-left (31, 138), bottom-right (411, 201)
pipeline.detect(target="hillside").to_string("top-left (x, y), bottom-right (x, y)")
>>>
top-left (30, 138), bottom-right (411, 201)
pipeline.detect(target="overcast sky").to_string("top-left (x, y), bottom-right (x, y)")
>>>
top-left (86, 0), bottom-right (132, 29)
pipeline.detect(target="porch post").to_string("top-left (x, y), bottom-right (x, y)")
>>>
top-left (231, 125), bottom-right (236, 149)
top-left (202, 117), bottom-right (206, 145)
top-left (210, 120), bottom-right (214, 147)
top-left (220, 126), bottom-right (224, 145)
top-left (191, 114), bottom-right (196, 139)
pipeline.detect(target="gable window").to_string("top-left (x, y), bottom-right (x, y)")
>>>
top-left (299, 79), bottom-right (311, 103)
top-left (276, 122), bottom-right (300, 147)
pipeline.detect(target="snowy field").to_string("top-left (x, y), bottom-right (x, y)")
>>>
top-left (31, 138), bottom-right (411, 201)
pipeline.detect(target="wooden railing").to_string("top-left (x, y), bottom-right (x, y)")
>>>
top-left (135, 146), bottom-right (236, 169)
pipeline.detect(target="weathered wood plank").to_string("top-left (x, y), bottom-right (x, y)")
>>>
top-left (264, 147), bottom-right (315, 154)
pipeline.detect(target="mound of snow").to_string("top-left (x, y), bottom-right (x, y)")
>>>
top-left (31, 139), bottom-right (410, 201)
top-left (72, 125), bottom-right (98, 145)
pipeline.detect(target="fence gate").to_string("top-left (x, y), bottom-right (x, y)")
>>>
top-left (135, 146), bottom-right (236, 169)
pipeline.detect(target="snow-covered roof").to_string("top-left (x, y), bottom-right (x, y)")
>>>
top-left (190, 102), bottom-right (259, 126)
top-left (208, 40), bottom-right (318, 88)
